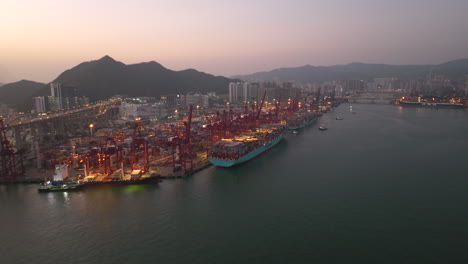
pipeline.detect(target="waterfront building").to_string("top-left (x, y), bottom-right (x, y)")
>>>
top-left (339, 80), bottom-right (365, 93)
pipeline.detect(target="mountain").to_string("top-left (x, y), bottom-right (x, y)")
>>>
top-left (233, 59), bottom-right (468, 82)
top-left (40, 55), bottom-right (233, 101)
top-left (0, 82), bottom-right (4, 87)
top-left (431, 59), bottom-right (468, 79)
top-left (0, 80), bottom-right (45, 108)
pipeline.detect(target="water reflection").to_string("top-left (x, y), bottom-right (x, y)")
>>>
top-left (45, 191), bottom-right (72, 207)
top-left (397, 106), bottom-right (403, 113)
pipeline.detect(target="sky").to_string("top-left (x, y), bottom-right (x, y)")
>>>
top-left (0, 0), bottom-right (467, 83)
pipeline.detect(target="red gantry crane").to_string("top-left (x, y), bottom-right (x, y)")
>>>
top-left (130, 119), bottom-right (149, 174)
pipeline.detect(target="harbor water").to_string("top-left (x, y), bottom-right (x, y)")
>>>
top-left (2, 103), bottom-right (468, 263)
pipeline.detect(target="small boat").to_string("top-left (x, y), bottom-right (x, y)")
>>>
top-left (292, 130), bottom-right (298, 135)
top-left (319, 126), bottom-right (328, 130)
top-left (336, 117), bottom-right (343, 120)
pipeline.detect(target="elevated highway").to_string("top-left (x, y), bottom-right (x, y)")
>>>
top-left (3, 99), bottom-right (121, 149)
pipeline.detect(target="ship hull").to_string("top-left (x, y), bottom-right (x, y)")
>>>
top-left (209, 135), bottom-right (283, 167)
top-left (288, 117), bottom-right (318, 130)
top-left (83, 175), bottom-right (161, 186)
top-left (38, 183), bottom-right (84, 192)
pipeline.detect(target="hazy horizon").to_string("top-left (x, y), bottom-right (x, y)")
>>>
top-left (1, 0), bottom-right (468, 83)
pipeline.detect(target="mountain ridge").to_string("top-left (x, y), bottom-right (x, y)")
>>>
top-left (0, 80), bottom-right (45, 109)
top-left (233, 59), bottom-right (468, 82)
top-left (41, 56), bottom-right (234, 101)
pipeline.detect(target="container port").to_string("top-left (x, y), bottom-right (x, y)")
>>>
top-left (0, 93), bottom-right (341, 186)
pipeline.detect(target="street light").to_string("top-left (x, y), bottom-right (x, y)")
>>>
top-left (89, 124), bottom-right (94, 137)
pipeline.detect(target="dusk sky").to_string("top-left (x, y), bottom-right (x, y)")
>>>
top-left (1, 0), bottom-right (467, 83)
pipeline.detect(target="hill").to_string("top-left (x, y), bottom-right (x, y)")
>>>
top-left (40, 55), bottom-right (233, 101)
top-left (233, 59), bottom-right (468, 82)
top-left (0, 80), bottom-right (45, 108)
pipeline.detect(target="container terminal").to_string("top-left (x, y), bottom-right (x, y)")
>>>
top-left (0, 92), bottom-right (340, 185)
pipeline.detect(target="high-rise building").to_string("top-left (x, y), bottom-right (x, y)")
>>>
top-left (46, 96), bottom-right (61, 111)
top-left (229, 82), bottom-right (258, 103)
top-left (33, 96), bottom-right (46, 113)
top-left (62, 96), bottom-right (90, 109)
top-left (50, 83), bottom-right (63, 110)
top-left (229, 82), bottom-right (241, 102)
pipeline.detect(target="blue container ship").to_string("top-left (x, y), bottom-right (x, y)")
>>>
top-left (208, 124), bottom-right (287, 167)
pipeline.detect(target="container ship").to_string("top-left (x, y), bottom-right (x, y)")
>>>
top-left (38, 164), bottom-right (160, 192)
top-left (208, 123), bottom-right (287, 167)
top-left (38, 164), bottom-right (85, 192)
top-left (287, 111), bottom-right (320, 130)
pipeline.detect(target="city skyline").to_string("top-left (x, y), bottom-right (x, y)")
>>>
top-left (1, 0), bottom-right (468, 83)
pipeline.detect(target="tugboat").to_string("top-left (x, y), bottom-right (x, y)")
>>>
top-left (38, 164), bottom-right (84, 192)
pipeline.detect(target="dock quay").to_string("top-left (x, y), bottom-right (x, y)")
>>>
top-left (1, 95), bottom-right (339, 185)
